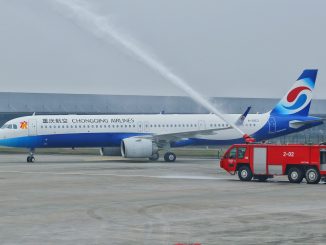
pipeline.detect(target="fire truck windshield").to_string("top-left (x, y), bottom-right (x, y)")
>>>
top-left (229, 148), bottom-right (237, 159)
top-left (238, 147), bottom-right (247, 159)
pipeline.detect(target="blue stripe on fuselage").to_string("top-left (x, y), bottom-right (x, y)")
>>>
top-left (0, 132), bottom-right (148, 148)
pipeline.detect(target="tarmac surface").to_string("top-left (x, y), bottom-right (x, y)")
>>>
top-left (0, 154), bottom-right (326, 245)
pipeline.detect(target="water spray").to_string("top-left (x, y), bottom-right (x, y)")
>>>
top-left (51, 0), bottom-right (247, 137)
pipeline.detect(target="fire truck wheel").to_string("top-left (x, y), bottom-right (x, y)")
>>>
top-left (305, 168), bottom-right (321, 184)
top-left (238, 166), bottom-right (253, 181)
top-left (288, 167), bottom-right (304, 183)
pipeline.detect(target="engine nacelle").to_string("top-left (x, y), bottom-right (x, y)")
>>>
top-left (121, 138), bottom-right (158, 158)
top-left (100, 147), bottom-right (122, 156)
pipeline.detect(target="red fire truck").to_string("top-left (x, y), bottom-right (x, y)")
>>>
top-left (220, 143), bottom-right (326, 184)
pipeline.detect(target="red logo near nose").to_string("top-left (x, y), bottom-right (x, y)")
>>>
top-left (20, 121), bottom-right (28, 129)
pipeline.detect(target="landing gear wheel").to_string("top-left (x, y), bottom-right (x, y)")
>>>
top-left (305, 168), bottom-right (321, 184)
top-left (27, 156), bottom-right (35, 163)
top-left (164, 152), bottom-right (176, 162)
top-left (149, 153), bottom-right (159, 161)
top-left (238, 166), bottom-right (253, 181)
top-left (288, 167), bottom-right (304, 183)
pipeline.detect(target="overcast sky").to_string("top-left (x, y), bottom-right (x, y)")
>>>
top-left (0, 0), bottom-right (325, 99)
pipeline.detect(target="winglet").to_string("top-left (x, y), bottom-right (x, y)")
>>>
top-left (236, 106), bottom-right (251, 126)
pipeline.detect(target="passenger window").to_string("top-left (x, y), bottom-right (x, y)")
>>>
top-left (238, 147), bottom-right (247, 159)
top-left (229, 148), bottom-right (237, 159)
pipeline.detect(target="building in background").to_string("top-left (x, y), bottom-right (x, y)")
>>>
top-left (0, 92), bottom-right (325, 144)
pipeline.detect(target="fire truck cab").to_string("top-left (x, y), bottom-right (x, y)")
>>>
top-left (220, 143), bottom-right (326, 184)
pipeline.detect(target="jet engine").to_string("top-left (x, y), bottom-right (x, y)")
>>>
top-left (121, 138), bottom-right (158, 158)
top-left (100, 147), bottom-right (122, 156)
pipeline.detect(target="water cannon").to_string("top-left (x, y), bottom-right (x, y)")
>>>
top-left (243, 134), bottom-right (255, 144)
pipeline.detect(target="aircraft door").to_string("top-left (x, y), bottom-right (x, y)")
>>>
top-left (268, 117), bottom-right (276, 134)
top-left (28, 119), bottom-right (37, 136)
top-left (198, 120), bottom-right (206, 130)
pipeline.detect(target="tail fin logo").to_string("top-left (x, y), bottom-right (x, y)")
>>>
top-left (283, 86), bottom-right (311, 110)
top-left (275, 79), bottom-right (313, 115)
top-left (271, 69), bottom-right (317, 116)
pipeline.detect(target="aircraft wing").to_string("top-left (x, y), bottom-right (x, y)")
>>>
top-left (137, 126), bottom-right (232, 144)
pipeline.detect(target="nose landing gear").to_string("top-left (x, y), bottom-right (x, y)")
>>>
top-left (27, 156), bottom-right (35, 163)
top-left (27, 149), bottom-right (35, 163)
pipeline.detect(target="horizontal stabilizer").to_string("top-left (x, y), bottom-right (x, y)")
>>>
top-left (289, 119), bottom-right (325, 129)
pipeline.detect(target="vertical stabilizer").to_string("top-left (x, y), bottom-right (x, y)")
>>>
top-left (271, 69), bottom-right (318, 116)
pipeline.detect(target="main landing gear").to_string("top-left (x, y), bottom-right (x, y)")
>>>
top-left (164, 152), bottom-right (176, 162)
top-left (148, 152), bottom-right (177, 162)
top-left (27, 149), bottom-right (35, 163)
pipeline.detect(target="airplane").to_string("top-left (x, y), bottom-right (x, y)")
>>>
top-left (0, 69), bottom-right (323, 163)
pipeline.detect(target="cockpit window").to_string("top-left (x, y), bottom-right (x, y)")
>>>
top-left (1, 124), bottom-right (18, 129)
top-left (1, 124), bottom-right (9, 129)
